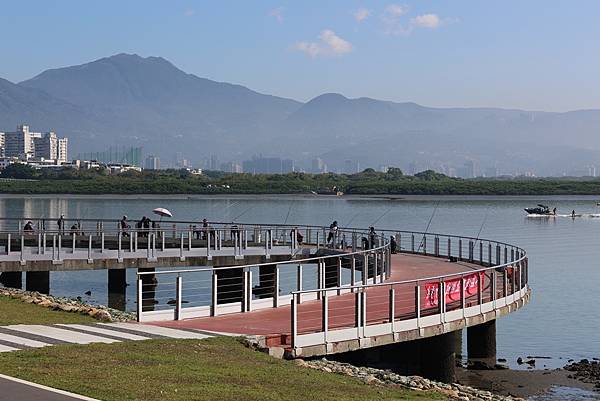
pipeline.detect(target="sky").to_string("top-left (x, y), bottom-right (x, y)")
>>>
top-left (1, 0), bottom-right (600, 112)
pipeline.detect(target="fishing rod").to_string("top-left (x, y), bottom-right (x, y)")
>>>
top-left (283, 201), bottom-right (294, 225)
top-left (232, 205), bottom-right (255, 221)
top-left (343, 212), bottom-right (360, 228)
top-left (370, 207), bottom-right (393, 227)
top-left (417, 201), bottom-right (439, 251)
top-left (475, 211), bottom-right (488, 240)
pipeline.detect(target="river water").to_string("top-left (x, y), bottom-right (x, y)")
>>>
top-left (0, 194), bottom-right (599, 374)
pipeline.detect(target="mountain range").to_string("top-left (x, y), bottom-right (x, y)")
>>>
top-left (2, 53), bottom-right (600, 175)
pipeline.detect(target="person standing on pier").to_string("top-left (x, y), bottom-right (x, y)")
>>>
top-left (327, 221), bottom-right (338, 247)
top-left (57, 215), bottom-right (64, 234)
top-left (120, 215), bottom-right (130, 237)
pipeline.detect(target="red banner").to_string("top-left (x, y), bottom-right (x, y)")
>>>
top-left (424, 272), bottom-right (485, 308)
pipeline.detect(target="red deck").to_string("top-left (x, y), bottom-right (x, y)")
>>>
top-left (152, 253), bottom-right (482, 339)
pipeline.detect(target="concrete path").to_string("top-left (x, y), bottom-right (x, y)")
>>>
top-left (0, 322), bottom-right (213, 353)
top-left (0, 374), bottom-right (99, 401)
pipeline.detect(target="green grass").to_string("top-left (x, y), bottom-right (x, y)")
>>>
top-left (0, 295), bottom-right (95, 325)
top-left (0, 337), bottom-right (448, 401)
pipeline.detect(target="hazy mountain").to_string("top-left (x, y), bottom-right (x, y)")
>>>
top-left (2, 53), bottom-right (600, 174)
top-left (18, 54), bottom-right (301, 158)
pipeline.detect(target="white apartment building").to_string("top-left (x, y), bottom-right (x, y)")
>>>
top-left (3, 125), bottom-right (68, 163)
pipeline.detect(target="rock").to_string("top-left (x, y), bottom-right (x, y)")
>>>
top-left (84, 290), bottom-right (92, 296)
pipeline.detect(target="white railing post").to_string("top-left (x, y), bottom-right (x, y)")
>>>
top-left (180, 232), bottom-right (184, 261)
top-left (38, 233), bottom-right (42, 255)
top-left (211, 272), bottom-right (218, 316)
top-left (389, 287), bottom-right (395, 332)
top-left (87, 234), bottom-right (92, 262)
top-left (42, 233), bottom-right (46, 255)
top-left (296, 264), bottom-right (303, 303)
top-left (291, 294), bottom-right (298, 348)
top-left (336, 257), bottom-right (342, 295)
top-left (136, 276), bottom-right (143, 321)
top-left (20, 235), bottom-right (24, 264)
top-left (175, 275), bottom-right (183, 320)
top-left (363, 254), bottom-right (368, 285)
top-left (440, 280), bottom-right (446, 323)
top-left (118, 232), bottom-right (122, 262)
top-left (58, 234), bottom-right (62, 261)
top-left (100, 232), bottom-right (104, 253)
top-left (415, 285), bottom-right (421, 329)
top-left (273, 267), bottom-right (280, 307)
top-left (322, 291), bottom-right (328, 342)
top-left (351, 257), bottom-right (356, 290)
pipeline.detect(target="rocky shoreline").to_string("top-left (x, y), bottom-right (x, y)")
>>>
top-left (297, 358), bottom-right (526, 401)
top-left (565, 359), bottom-right (600, 389)
top-left (0, 287), bottom-right (135, 322)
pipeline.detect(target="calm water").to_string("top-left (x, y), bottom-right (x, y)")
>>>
top-left (1, 194), bottom-right (599, 371)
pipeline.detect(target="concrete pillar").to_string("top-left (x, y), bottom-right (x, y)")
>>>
top-left (420, 331), bottom-right (457, 383)
top-left (467, 320), bottom-right (497, 367)
top-left (26, 271), bottom-right (50, 294)
top-left (0, 272), bottom-right (22, 289)
top-left (454, 328), bottom-right (463, 359)
top-left (108, 269), bottom-right (127, 311)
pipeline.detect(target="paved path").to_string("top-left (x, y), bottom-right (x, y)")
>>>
top-left (153, 253), bottom-right (485, 340)
top-left (0, 374), bottom-right (99, 401)
top-left (0, 322), bottom-right (214, 353)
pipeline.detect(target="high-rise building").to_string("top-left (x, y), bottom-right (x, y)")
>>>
top-left (145, 155), bottom-right (160, 170)
top-left (3, 125), bottom-right (67, 162)
top-left (0, 132), bottom-right (4, 157)
top-left (33, 131), bottom-right (68, 163)
top-left (209, 154), bottom-right (219, 170)
top-left (343, 159), bottom-right (360, 174)
top-left (242, 156), bottom-right (295, 174)
top-left (311, 158), bottom-right (327, 173)
top-left (484, 166), bottom-right (498, 178)
top-left (220, 162), bottom-right (243, 173)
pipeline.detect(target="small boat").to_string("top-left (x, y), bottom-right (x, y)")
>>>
top-left (316, 186), bottom-right (344, 196)
top-left (524, 204), bottom-right (556, 216)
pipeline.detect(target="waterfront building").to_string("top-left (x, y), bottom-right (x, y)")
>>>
top-left (3, 125), bottom-right (68, 163)
top-left (145, 155), bottom-right (160, 170)
top-left (33, 132), bottom-right (69, 164)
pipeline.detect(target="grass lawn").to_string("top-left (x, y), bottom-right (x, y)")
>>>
top-left (0, 337), bottom-right (449, 401)
top-left (0, 295), bottom-right (95, 325)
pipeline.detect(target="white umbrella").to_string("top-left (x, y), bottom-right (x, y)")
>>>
top-left (153, 208), bottom-right (173, 218)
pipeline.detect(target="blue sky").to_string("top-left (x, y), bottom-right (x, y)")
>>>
top-left (2, 1), bottom-right (599, 111)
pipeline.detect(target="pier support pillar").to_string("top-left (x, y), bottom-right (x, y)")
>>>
top-left (26, 271), bottom-right (50, 294)
top-left (108, 269), bottom-right (127, 311)
top-left (420, 331), bottom-right (457, 383)
top-left (467, 320), bottom-right (496, 367)
top-left (454, 329), bottom-right (464, 359)
top-left (0, 272), bottom-right (23, 289)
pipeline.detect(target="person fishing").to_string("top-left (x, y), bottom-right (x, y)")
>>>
top-left (327, 220), bottom-right (338, 247)
top-left (368, 226), bottom-right (377, 248)
top-left (23, 221), bottom-right (34, 234)
top-left (390, 234), bottom-right (397, 254)
top-left (120, 215), bottom-right (130, 237)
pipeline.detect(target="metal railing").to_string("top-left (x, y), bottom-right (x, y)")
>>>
top-left (289, 231), bottom-right (528, 349)
top-left (0, 218), bottom-right (377, 266)
top-left (135, 225), bottom-right (391, 321)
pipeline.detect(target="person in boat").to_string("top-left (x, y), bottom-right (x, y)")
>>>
top-left (23, 221), bottom-right (34, 234)
top-left (327, 221), bottom-right (338, 246)
top-left (572, 210), bottom-right (576, 218)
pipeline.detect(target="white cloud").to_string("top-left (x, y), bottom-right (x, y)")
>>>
top-left (410, 14), bottom-right (441, 29)
top-left (295, 30), bottom-right (353, 57)
top-left (353, 8), bottom-right (370, 22)
top-left (381, 4), bottom-right (411, 35)
top-left (385, 4), bottom-right (407, 18)
top-left (184, 9), bottom-right (195, 17)
top-left (269, 7), bottom-right (284, 23)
